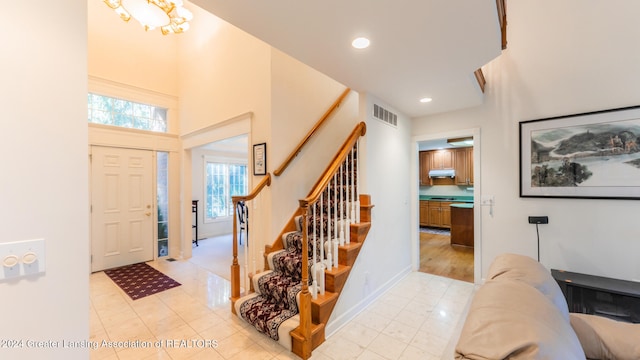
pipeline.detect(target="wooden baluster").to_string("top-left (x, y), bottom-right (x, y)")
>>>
top-left (231, 200), bottom-right (240, 301)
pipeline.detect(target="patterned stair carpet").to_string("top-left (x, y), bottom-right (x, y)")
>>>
top-left (104, 262), bottom-right (181, 300)
top-left (235, 215), bottom-right (319, 350)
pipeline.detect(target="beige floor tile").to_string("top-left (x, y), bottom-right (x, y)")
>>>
top-left (89, 241), bottom-right (474, 360)
top-left (366, 333), bottom-right (408, 360)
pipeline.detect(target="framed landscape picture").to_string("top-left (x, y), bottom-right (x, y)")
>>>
top-left (520, 105), bottom-right (640, 199)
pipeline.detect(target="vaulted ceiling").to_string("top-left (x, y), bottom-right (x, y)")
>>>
top-left (191, 0), bottom-right (503, 118)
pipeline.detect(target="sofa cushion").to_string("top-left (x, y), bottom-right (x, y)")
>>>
top-left (487, 253), bottom-right (569, 321)
top-left (454, 279), bottom-right (585, 360)
top-left (570, 313), bottom-right (640, 360)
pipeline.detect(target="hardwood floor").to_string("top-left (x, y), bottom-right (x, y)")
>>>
top-left (419, 230), bottom-right (474, 283)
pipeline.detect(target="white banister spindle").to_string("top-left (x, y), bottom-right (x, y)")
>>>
top-left (333, 173), bottom-right (339, 268)
top-left (311, 205), bottom-right (318, 299)
top-left (339, 162), bottom-right (345, 246)
top-left (319, 194), bottom-right (325, 295)
top-left (345, 157), bottom-right (351, 245)
top-left (326, 184), bottom-right (333, 271)
top-left (350, 147), bottom-right (356, 227)
top-left (355, 142), bottom-right (361, 223)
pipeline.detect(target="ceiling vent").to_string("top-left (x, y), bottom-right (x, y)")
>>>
top-left (373, 104), bottom-right (397, 127)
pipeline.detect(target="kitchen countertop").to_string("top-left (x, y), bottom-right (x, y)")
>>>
top-left (419, 195), bottom-right (474, 203)
top-left (450, 203), bottom-right (474, 209)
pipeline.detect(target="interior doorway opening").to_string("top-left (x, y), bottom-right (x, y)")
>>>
top-left (413, 128), bottom-right (481, 285)
top-left (189, 134), bottom-right (248, 280)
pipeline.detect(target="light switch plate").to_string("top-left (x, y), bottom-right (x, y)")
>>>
top-left (0, 238), bottom-right (45, 281)
top-left (480, 195), bottom-right (495, 206)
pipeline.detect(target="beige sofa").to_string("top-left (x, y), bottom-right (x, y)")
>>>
top-left (454, 253), bottom-right (640, 360)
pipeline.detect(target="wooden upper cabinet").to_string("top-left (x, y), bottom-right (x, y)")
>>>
top-left (454, 147), bottom-right (474, 185)
top-left (431, 150), bottom-right (454, 170)
top-left (468, 147), bottom-right (474, 185)
top-left (419, 151), bottom-right (432, 185)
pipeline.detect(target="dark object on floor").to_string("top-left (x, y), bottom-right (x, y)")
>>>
top-left (166, 258), bottom-right (176, 262)
top-left (420, 226), bottom-right (451, 235)
top-left (104, 262), bottom-right (181, 300)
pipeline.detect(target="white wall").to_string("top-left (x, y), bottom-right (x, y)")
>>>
top-left (88, 0), bottom-right (179, 96)
top-left (269, 49), bottom-right (358, 240)
top-left (413, 0), bottom-right (640, 282)
top-left (177, 4), bottom-right (272, 258)
top-left (327, 94), bottom-right (413, 334)
top-left (0, 2), bottom-right (89, 359)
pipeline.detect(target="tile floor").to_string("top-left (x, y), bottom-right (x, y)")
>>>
top-left (90, 257), bottom-right (475, 360)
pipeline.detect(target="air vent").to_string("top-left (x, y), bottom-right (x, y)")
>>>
top-left (373, 104), bottom-right (397, 127)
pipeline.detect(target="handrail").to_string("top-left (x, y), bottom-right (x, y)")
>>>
top-left (299, 122), bottom-right (366, 208)
top-left (497, 0), bottom-right (507, 50)
top-left (230, 173), bottom-right (271, 300)
top-left (232, 173), bottom-right (272, 203)
top-left (274, 88), bottom-right (351, 177)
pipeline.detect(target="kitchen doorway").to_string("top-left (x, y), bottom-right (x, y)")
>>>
top-left (415, 131), bottom-right (479, 284)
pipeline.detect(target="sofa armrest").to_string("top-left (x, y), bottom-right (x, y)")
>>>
top-left (570, 313), bottom-right (640, 360)
top-left (455, 279), bottom-right (585, 360)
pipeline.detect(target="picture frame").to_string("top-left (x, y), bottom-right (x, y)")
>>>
top-left (253, 143), bottom-right (267, 176)
top-left (519, 105), bottom-right (640, 199)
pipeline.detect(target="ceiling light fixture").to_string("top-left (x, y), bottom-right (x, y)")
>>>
top-left (104, 0), bottom-right (194, 35)
top-left (352, 37), bottom-right (370, 49)
top-left (419, 97), bottom-right (433, 103)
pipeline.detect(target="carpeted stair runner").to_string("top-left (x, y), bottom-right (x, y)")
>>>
top-left (235, 211), bottom-right (341, 349)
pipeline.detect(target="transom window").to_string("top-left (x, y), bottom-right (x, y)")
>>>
top-left (205, 160), bottom-right (248, 221)
top-left (88, 93), bottom-right (168, 132)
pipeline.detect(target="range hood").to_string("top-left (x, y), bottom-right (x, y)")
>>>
top-left (429, 169), bottom-right (456, 178)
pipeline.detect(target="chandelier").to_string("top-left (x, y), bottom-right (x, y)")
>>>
top-left (104, 0), bottom-right (194, 35)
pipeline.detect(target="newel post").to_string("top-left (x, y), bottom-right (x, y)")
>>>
top-left (230, 199), bottom-right (241, 305)
top-left (295, 200), bottom-right (313, 359)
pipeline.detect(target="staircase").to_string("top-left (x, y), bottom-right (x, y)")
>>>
top-left (230, 121), bottom-right (372, 359)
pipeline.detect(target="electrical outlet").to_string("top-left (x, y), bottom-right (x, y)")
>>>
top-left (528, 216), bottom-right (549, 224)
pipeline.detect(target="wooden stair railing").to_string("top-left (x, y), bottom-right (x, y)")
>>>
top-left (274, 88), bottom-right (351, 177)
top-left (291, 121), bottom-right (367, 359)
top-left (230, 173), bottom-right (271, 302)
top-left (474, 0), bottom-right (507, 93)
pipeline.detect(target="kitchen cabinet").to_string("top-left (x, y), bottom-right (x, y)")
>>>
top-left (427, 201), bottom-right (452, 228)
top-left (419, 200), bottom-right (429, 226)
top-left (454, 147), bottom-right (474, 186)
top-left (419, 151), bottom-right (432, 186)
top-left (431, 150), bottom-right (454, 169)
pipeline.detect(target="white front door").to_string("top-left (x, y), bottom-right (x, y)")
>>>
top-left (91, 146), bottom-right (154, 272)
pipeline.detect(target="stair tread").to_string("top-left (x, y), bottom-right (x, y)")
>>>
top-left (324, 264), bottom-right (350, 276)
top-left (311, 291), bottom-right (338, 305)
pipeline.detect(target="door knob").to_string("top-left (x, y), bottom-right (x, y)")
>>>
top-left (145, 212), bottom-right (151, 216)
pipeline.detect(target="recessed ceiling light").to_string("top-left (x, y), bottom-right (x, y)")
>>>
top-left (352, 37), bottom-right (370, 49)
top-left (420, 97), bottom-right (433, 103)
